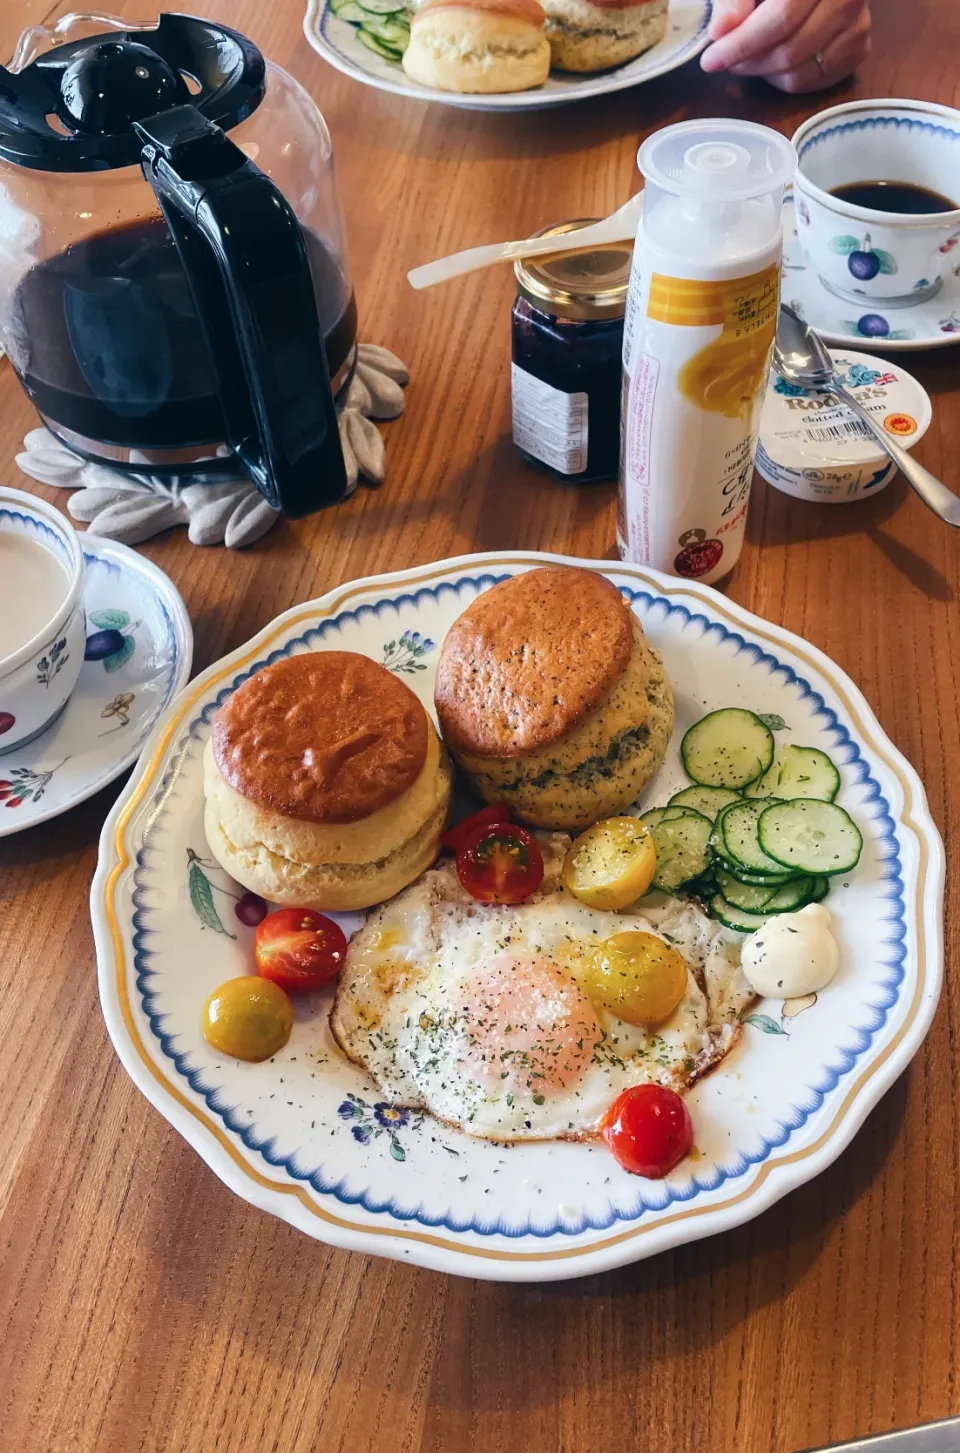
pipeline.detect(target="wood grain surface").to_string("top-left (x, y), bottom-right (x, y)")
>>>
top-left (1, 0), bottom-right (958, 1449)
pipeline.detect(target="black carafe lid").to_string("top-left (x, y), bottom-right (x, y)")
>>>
top-left (0, 13), bottom-right (265, 171)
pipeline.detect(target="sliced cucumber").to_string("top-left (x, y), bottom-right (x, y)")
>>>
top-left (708, 800), bottom-right (740, 859)
top-left (714, 867), bottom-right (778, 913)
top-left (639, 805), bottom-right (690, 830)
top-left (331, 0), bottom-right (368, 18)
top-left (757, 799), bottom-right (863, 876)
top-left (357, 0), bottom-right (408, 14)
top-left (362, 15), bottom-right (409, 41)
top-left (763, 875), bottom-right (815, 913)
top-left (721, 799), bottom-right (791, 876)
top-left (669, 784), bottom-right (741, 821)
top-left (710, 895), bottom-right (769, 933)
top-left (716, 860), bottom-right (794, 886)
top-left (810, 875), bottom-right (830, 903)
top-left (744, 744), bottom-right (841, 802)
top-left (681, 708), bottom-right (775, 790)
top-left (356, 26), bottom-right (403, 57)
top-left (639, 807), bottom-right (713, 892)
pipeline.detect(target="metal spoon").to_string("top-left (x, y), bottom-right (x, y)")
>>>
top-left (773, 304), bottom-right (960, 527)
top-left (407, 193), bottom-right (643, 291)
top-left (804, 1413), bottom-right (960, 1451)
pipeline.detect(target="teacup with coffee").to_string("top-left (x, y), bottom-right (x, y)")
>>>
top-left (792, 99), bottom-right (960, 307)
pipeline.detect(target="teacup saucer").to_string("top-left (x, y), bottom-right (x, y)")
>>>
top-left (782, 192), bottom-right (960, 351)
top-left (0, 535), bottom-right (192, 837)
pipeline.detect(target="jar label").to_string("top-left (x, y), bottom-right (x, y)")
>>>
top-left (511, 365), bottom-right (588, 475)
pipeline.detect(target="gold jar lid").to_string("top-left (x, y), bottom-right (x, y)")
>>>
top-left (514, 219), bottom-right (633, 322)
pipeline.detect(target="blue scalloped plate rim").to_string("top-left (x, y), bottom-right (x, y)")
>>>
top-left (92, 552), bottom-right (944, 1280)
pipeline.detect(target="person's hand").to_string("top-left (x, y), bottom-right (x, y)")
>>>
top-left (700, 0), bottom-right (871, 93)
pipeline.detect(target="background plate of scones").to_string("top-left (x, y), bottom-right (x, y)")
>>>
top-left (92, 552), bottom-right (943, 1282)
top-left (304, 0), bottom-right (710, 110)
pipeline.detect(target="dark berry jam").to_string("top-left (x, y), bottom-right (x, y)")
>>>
top-left (510, 223), bottom-right (631, 485)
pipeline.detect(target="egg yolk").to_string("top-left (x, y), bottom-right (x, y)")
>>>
top-left (450, 955), bottom-right (600, 1096)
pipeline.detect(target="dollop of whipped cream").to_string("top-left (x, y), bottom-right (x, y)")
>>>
top-left (740, 902), bottom-right (839, 999)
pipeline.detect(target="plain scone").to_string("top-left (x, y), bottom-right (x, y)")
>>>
top-left (402, 0), bottom-right (551, 93)
top-left (544, 0), bottom-right (667, 71)
top-left (434, 565), bottom-right (674, 830)
top-left (203, 651), bottom-right (452, 911)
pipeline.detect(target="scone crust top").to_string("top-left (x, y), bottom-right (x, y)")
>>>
top-left (212, 651), bottom-right (428, 824)
top-left (418, 0), bottom-right (546, 20)
top-left (435, 566), bottom-right (633, 758)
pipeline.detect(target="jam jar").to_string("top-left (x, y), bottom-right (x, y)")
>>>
top-left (511, 220), bottom-right (632, 484)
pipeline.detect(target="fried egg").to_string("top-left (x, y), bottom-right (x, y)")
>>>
top-left (330, 836), bottom-right (755, 1142)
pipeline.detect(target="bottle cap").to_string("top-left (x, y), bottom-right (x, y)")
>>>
top-left (637, 119), bottom-right (796, 262)
top-left (638, 120), bottom-right (795, 202)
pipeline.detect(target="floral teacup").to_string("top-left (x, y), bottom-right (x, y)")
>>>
top-left (792, 99), bottom-right (960, 311)
top-left (0, 487), bottom-right (85, 754)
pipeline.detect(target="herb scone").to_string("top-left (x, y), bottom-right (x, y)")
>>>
top-left (434, 566), bottom-right (673, 830)
top-left (542, 0), bottom-right (668, 73)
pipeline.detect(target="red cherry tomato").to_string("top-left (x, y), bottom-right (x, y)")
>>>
top-left (442, 803), bottom-right (511, 855)
top-left (455, 822), bottom-right (544, 904)
top-left (254, 908), bottom-right (347, 994)
top-left (599, 1084), bottom-right (694, 1178)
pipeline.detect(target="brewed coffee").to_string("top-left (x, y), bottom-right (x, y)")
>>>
top-left (12, 216), bottom-right (357, 452)
top-left (830, 180), bottom-right (958, 214)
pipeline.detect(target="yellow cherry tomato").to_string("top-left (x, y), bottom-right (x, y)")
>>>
top-left (583, 930), bottom-right (687, 1028)
top-left (203, 976), bottom-right (294, 1062)
top-left (561, 817), bottom-right (657, 910)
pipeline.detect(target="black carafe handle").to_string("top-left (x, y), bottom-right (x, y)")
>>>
top-left (134, 105), bottom-right (347, 517)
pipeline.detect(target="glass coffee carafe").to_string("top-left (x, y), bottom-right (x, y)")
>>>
top-left (0, 12), bottom-right (358, 516)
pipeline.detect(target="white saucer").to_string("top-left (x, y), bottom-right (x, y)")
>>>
top-left (0, 536), bottom-right (192, 836)
top-left (783, 192), bottom-right (960, 351)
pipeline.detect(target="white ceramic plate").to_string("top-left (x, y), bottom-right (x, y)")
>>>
top-left (303, 0), bottom-right (710, 112)
top-left (783, 191), bottom-right (960, 352)
top-left (92, 552), bottom-right (943, 1281)
top-left (0, 536), bottom-right (192, 836)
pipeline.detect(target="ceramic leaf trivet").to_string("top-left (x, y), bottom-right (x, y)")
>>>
top-left (15, 344), bottom-right (408, 548)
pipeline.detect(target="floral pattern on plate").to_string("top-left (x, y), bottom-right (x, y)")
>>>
top-left (381, 630), bottom-right (435, 674)
top-left (338, 1095), bottom-right (424, 1161)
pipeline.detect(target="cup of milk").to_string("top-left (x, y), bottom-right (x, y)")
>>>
top-left (0, 488), bottom-right (85, 754)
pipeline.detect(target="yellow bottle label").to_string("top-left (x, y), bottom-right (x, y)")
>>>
top-left (646, 265), bottom-right (780, 419)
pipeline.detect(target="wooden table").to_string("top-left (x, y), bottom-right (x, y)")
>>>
top-left (2, 0), bottom-right (958, 1447)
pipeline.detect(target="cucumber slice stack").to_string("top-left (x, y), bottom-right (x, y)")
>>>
top-left (638, 707), bottom-right (860, 931)
top-left (638, 807), bottom-right (712, 893)
top-left (330, 0), bottom-right (410, 60)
